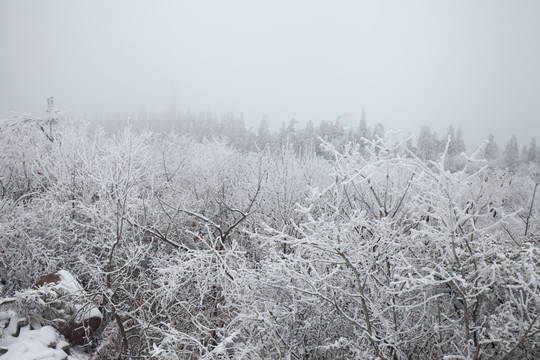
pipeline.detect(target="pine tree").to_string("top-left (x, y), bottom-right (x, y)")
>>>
top-left (332, 117), bottom-right (345, 143)
top-left (287, 118), bottom-right (298, 134)
top-left (446, 125), bottom-right (458, 156)
top-left (304, 120), bottom-right (315, 139)
top-left (455, 126), bottom-right (466, 154)
top-left (318, 120), bottom-right (334, 142)
top-left (278, 119), bottom-right (297, 147)
top-left (484, 134), bottom-right (499, 164)
top-left (302, 120), bottom-right (317, 154)
top-left (526, 138), bottom-right (539, 164)
top-left (417, 125), bottom-right (435, 161)
top-left (356, 108), bottom-right (370, 140)
top-left (256, 116), bottom-right (272, 148)
top-left (372, 122), bottom-right (385, 139)
top-left (504, 134), bottom-right (520, 173)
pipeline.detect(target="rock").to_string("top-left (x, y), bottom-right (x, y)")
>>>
top-left (33, 270), bottom-right (102, 345)
top-left (32, 273), bottom-right (61, 289)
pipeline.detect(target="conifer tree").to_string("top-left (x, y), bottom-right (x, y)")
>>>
top-left (484, 134), bottom-right (499, 165)
top-left (525, 138), bottom-right (539, 164)
top-left (256, 116), bottom-right (272, 148)
top-left (504, 134), bottom-right (520, 173)
top-left (355, 108), bottom-right (370, 140)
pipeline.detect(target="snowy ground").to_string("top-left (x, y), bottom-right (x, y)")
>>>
top-left (0, 311), bottom-right (88, 360)
top-left (1, 270), bottom-right (101, 360)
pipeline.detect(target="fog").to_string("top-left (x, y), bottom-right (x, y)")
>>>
top-left (1, 0), bottom-right (540, 149)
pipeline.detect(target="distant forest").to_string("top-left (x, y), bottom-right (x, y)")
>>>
top-left (93, 108), bottom-right (540, 173)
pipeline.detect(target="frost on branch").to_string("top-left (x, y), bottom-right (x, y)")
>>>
top-left (0, 118), bottom-right (538, 359)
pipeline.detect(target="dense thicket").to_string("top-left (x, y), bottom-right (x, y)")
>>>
top-left (1, 108), bottom-right (538, 359)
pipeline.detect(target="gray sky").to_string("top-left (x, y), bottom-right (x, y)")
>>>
top-left (1, 0), bottom-right (539, 149)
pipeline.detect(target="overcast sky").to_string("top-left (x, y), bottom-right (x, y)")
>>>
top-left (1, 0), bottom-right (539, 149)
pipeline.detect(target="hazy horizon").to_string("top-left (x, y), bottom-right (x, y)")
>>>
top-left (1, 0), bottom-right (539, 150)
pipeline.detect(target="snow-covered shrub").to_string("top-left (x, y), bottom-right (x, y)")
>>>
top-left (1, 115), bottom-right (538, 359)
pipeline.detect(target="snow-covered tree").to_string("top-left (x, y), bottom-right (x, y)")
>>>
top-left (524, 137), bottom-right (539, 165)
top-left (484, 133), bottom-right (500, 167)
top-left (256, 116), bottom-right (272, 149)
top-left (504, 134), bottom-right (521, 173)
top-left (417, 125), bottom-right (436, 161)
top-left (1, 105), bottom-right (538, 359)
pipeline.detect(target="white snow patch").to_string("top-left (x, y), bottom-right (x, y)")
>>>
top-left (0, 326), bottom-right (68, 360)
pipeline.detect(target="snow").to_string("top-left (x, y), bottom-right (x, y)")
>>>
top-left (49, 270), bottom-right (103, 322)
top-left (0, 326), bottom-right (68, 360)
top-left (0, 312), bottom-right (90, 360)
top-left (2, 311), bottom-right (26, 339)
top-left (55, 271), bottom-right (85, 296)
top-left (73, 304), bottom-right (102, 323)
top-left (0, 270), bottom-right (101, 360)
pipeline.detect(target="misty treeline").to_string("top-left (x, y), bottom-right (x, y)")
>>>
top-left (94, 109), bottom-right (540, 172)
top-left (0, 105), bottom-right (539, 360)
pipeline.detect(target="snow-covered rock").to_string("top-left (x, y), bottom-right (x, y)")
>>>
top-left (32, 270), bottom-right (102, 344)
top-left (0, 325), bottom-right (69, 360)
